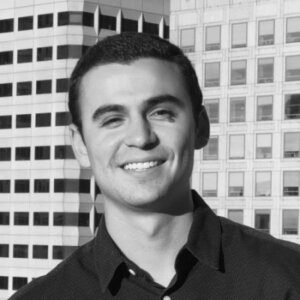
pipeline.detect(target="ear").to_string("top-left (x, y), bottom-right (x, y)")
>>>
top-left (194, 106), bottom-right (210, 150)
top-left (69, 124), bottom-right (91, 168)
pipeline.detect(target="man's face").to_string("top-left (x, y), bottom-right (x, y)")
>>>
top-left (72, 58), bottom-right (201, 212)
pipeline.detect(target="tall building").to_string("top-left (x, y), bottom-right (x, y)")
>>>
top-left (170, 0), bottom-right (300, 243)
top-left (0, 0), bottom-right (169, 298)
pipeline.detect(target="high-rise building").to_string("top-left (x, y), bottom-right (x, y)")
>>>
top-left (0, 0), bottom-right (169, 298)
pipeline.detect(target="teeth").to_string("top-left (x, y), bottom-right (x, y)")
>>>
top-left (124, 161), bottom-right (159, 171)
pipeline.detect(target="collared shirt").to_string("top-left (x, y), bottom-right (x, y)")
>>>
top-left (10, 191), bottom-right (300, 300)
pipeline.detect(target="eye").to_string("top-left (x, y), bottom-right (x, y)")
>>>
top-left (100, 116), bottom-right (124, 128)
top-left (150, 109), bottom-right (176, 121)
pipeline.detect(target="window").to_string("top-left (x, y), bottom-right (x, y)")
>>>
top-left (284, 132), bottom-right (300, 158)
top-left (54, 179), bottom-right (90, 193)
top-left (13, 244), bottom-right (28, 258)
top-left (203, 136), bottom-right (218, 160)
top-left (205, 25), bottom-right (221, 51)
top-left (285, 94), bottom-right (300, 119)
top-left (35, 146), bottom-right (50, 160)
top-left (17, 49), bottom-right (32, 63)
top-left (202, 172), bottom-right (217, 197)
top-left (53, 245), bottom-right (78, 259)
top-left (36, 80), bottom-right (52, 94)
top-left (255, 171), bottom-right (271, 197)
top-left (180, 28), bottom-right (195, 53)
top-left (228, 210), bottom-right (243, 224)
top-left (37, 47), bottom-right (52, 61)
top-left (53, 212), bottom-right (90, 226)
top-left (13, 277), bottom-right (27, 290)
top-left (286, 17), bottom-right (300, 43)
top-left (283, 171), bottom-right (300, 196)
top-left (256, 133), bottom-right (272, 159)
top-left (164, 23), bottom-right (169, 39)
top-left (204, 99), bottom-right (219, 123)
top-left (58, 11), bottom-right (94, 27)
top-left (16, 114), bottom-right (31, 128)
top-left (0, 244), bottom-right (9, 257)
top-left (18, 16), bottom-right (33, 31)
top-left (55, 112), bottom-right (71, 126)
top-left (0, 276), bottom-right (8, 290)
top-left (0, 212), bottom-right (9, 225)
top-left (0, 180), bottom-right (10, 193)
top-left (231, 60), bottom-right (247, 85)
top-left (99, 14), bottom-right (116, 30)
top-left (255, 210), bottom-right (270, 233)
top-left (36, 113), bottom-right (51, 127)
top-left (15, 147), bottom-right (30, 160)
top-left (285, 55), bottom-right (300, 82)
top-left (258, 19), bottom-right (274, 46)
top-left (232, 22), bottom-right (247, 48)
top-left (34, 179), bottom-right (50, 193)
top-left (229, 135), bottom-right (245, 159)
top-left (0, 18), bottom-right (13, 33)
top-left (0, 51), bottom-right (13, 65)
top-left (257, 95), bottom-right (273, 121)
top-left (121, 18), bottom-right (138, 32)
top-left (57, 45), bottom-right (87, 59)
top-left (282, 210), bottom-right (299, 235)
top-left (14, 212), bottom-right (29, 225)
top-left (55, 145), bottom-right (75, 159)
top-left (228, 172), bottom-right (244, 197)
top-left (15, 179), bottom-right (30, 193)
top-left (38, 14), bottom-right (53, 28)
top-left (0, 83), bottom-right (12, 97)
top-left (257, 58), bottom-right (274, 83)
top-left (143, 21), bottom-right (159, 35)
top-left (204, 62), bottom-right (220, 87)
top-left (0, 115), bottom-right (12, 129)
top-left (17, 81), bottom-right (32, 96)
top-left (56, 78), bottom-right (69, 93)
top-left (33, 212), bottom-right (49, 226)
top-left (230, 97), bottom-right (245, 122)
top-left (0, 148), bottom-right (11, 161)
top-left (33, 245), bottom-right (48, 259)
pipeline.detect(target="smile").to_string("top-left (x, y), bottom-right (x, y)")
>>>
top-left (123, 161), bottom-right (161, 171)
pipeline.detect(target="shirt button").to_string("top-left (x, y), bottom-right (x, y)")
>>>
top-left (128, 269), bottom-right (136, 276)
top-left (163, 296), bottom-right (171, 300)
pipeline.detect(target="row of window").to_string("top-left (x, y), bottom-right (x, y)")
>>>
top-left (0, 179), bottom-right (90, 194)
top-left (203, 132), bottom-right (300, 161)
top-left (205, 94), bottom-right (300, 123)
top-left (0, 276), bottom-right (27, 291)
top-left (180, 16), bottom-right (300, 52)
top-left (201, 171), bottom-right (300, 198)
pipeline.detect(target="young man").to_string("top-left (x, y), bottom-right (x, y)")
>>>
top-left (11, 33), bottom-right (300, 299)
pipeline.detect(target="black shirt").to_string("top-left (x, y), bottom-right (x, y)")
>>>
top-left (10, 191), bottom-right (300, 299)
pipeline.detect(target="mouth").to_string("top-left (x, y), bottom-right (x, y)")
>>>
top-left (122, 160), bottom-right (164, 171)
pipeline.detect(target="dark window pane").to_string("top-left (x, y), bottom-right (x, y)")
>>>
top-left (55, 111), bottom-right (71, 126)
top-left (58, 12), bottom-right (69, 26)
top-left (15, 147), bottom-right (30, 161)
top-left (36, 113), bottom-right (51, 127)
top-left (0, 212), bottom-right (9, 225)
top-left (34, 179), bottom-right (50, 193)
top-left (15, 179), bottom-right (30, 193)
top-left (33, 212), bottom-right (49, 226)
top-left (83, 12), bottom-right (94, 27)
top-left (54, 179), bottom-right (90, 193)
top-left (53, 212), bottom-right (89, 226)
top-left (13, 277), bottom-right (27, 290)
top-left (143, 21), bottom-right (159, 35)
top-left (56, 78), bottom-right (69, 93)
top-left (17, 81), bottom-right (32, 96)
top-left (0, 276), bottom-right (8, 290)
top-left (164, 24), bottom-right (169, 39)
top-left (0, 115), bottom-right (12, 129)
top-left (38, 14), bottom-right (53, 28)
top-left (18, 16), bottom-right (33, 31)
top-left (58, 11), bottom-right (93, 27)
top-left (33, 245), bottom-right (48, 259)
top-left (0, 180), bottom-right (10, 193)
top-left (0, 148), bottom-right (11, 161)
top-left (0, 83), bottom-right (12, 97)
top-left (99, 14), bottom-right (116, 30)
top-left (255, 210), bottom-right (270, 234)
top-left (16, 114), bottom-right (31, 128)
top-left (35, 146), bottom-right (50, 160)
top-left (0, 244), bottom-right (9, 257)
top-left (0, 19), bottom-right (14, 33)
top-left (37, 47), bottom-right (52, 61)
top-left (36, 80), bottom-right (52, 94)
top-left (14, 212), bottom-right (29, 225)
top-left (122, 18), bottom-right (138, 32)
top-left (17, 49), bottom-right (32, 63)
top-left (0, 51), bottom-right (13, 65)
top-left (55, 145), bottom-right (75, 159)
top-left (285, 94), bottom-right (300, 119)
top-left (13, 244), bottom-right (28, 258)
top-left (52, 245), bottom-right (77, 259)
top-left (57, 45), bottom-right (85, 59)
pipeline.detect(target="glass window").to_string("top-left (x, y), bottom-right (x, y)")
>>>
top-left (37, 47), bottom-right (52, 61)
top-left (285, 55), bottom-right (300, 82)
top-left (282, 210), bottom-right (299, 235)
top-left (55, 145), bottom-right (75, 159)
top-left (56, 78), bottom-right (69, 93)
top-left (256, 133), bottom-right (272, 159)
top-left (38, 13), bottom-right (53, 28)
top-left (284, 132), bottom-right (300, 158)
top-left (230, 97), bottom-right (245, 122)
top-left (14, 212), bottom-right (29, 225)
top-left (15, 179), bottom-right (30, 193)
top-left (36, 113), bottom-right (51, 127)
top-left (228, 172), bottom-right (244, 197)
top-left (13, 244), bottom-right (28, 258)
top-left (228, 210), bottom-right (243, 224)
top-left (16, 114), bottom-right (31, 128)
top-left (204, 62), bottom-right (220, 87)
top-left (52, 245), bottom-right (78, 259)
top-left (0, 276), bottom-right (8, 290)
top-left (255, 171), bottom-right (271, 197)
top-left (15, 147), bottom-right (30, 161)
top-left (58, 11), bottom-right (94, 27)
top-left (0, 244), bottom-right (9, 257)
top-left (205, 25), bottom-right (221, 51)
top-left (229, 134), bottom-right (245, 159)
top-left (180, 28), bottom-right (195, 53)
top-left (55, 112), bottom-right (71, 126)
top-left (0, 51), bottom-right (13, 65)
top-left (33, 212), bottom-right (49, 226)
top-left (0, 83), bottom-right (12, 97)
top-left (258, 19), bottom-right (274, 46)
top-left (285, 94), bottom-right (300, 119)
top-left (257, 95), bottom-right (273, 121)
top-left (53, 212), bottom-right (90, 226)
top-left (54, 179), bottom-right (90, 193)
top-left (257, 58), bottom-right (274, 83)
top-left (204, 99), bottom-right (219, 123)
top-left (164, 23), bottom-right (169, 39)
top-left (35, 146), bottom-right (50, 160)
top-left (286, 17), bottom-right (300, 43)
top-left (0, 180), bottom-right (10, 193)
top-left (203, 136), bottom-right (218, 160)
top-left (0, 212), bottom-right (9, 225)
top-left (18, 16), bottom-right (33, 31)
top-left (121, 18), bottom-right (138, 32)
top-left (33, 245), bottom-right (48, 259)
top-left (0, 115), bottom-right (12, 129)
top-left (99, 14), bottom-right (116, 30)
top-left (0, 18), bottom-right (13, 33)
top-left (36, 80), bottom-right (52, 94)
top-left (231, 60), bottom-right (247, 85)
top-left (202, 172), bottom-right (217, 197)
top-left (0, 147), bottom-right (11, 161)
top-left (57, 45), bottom-right (86, 59)
top-left (13, 277), bottom-right (27, 290)
top-left (34, 179), bottom-right (50, 193)
top-left (255, 210), bottom-right (270, 233)
top-left (143, 21), bottom-right (159, 35)
top-left (283, 171), bottom-right (300, 196)
top-left (232, 22), bottom-right (247, 48)
top-left (17, 81), bottom-right (32, 96)
top-left (17, 48), bottom-right (32, 63)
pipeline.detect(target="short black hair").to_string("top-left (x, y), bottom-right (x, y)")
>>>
top-left (69, 32), bottom-right (203, 134)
